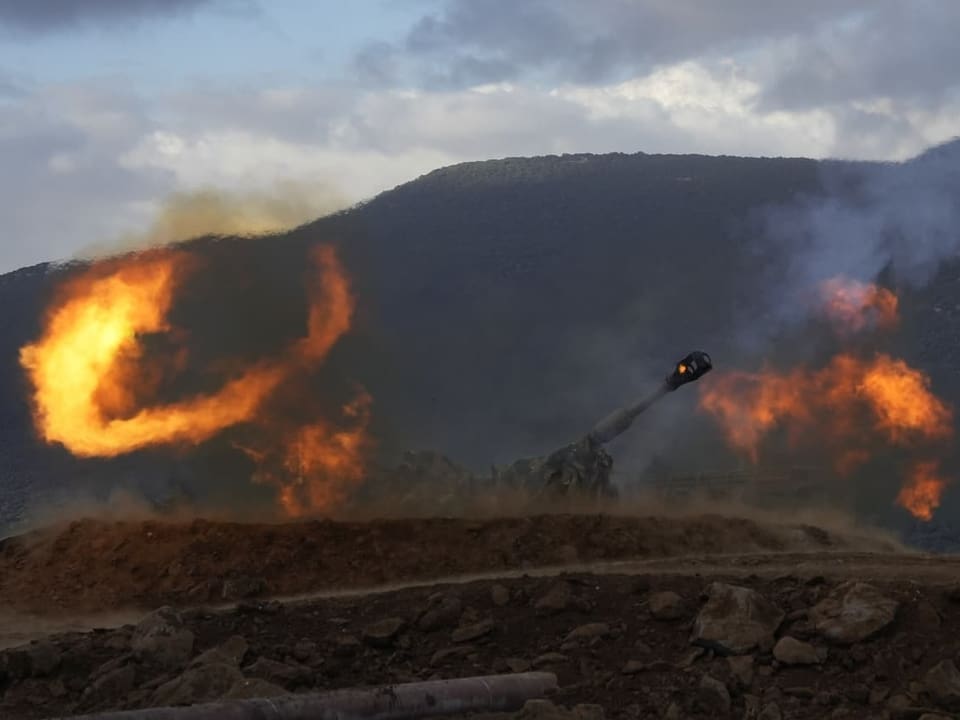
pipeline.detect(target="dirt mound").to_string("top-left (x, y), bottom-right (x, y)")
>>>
top-left (0, 514), bottom-right (895, 615)
top-left (3, 565), bottom-right (960, 720)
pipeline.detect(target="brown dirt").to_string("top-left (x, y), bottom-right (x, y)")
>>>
top-left (3, 560), bottom-right (960, 719)
top-left (3, 513), bottom-right (953, 720)
top-left (0, 513), bottom-right (896, 615)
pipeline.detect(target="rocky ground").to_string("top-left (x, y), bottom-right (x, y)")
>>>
top-left (0, 513), bottom-right (894, 614)
top-left (1, 514), bottom-right (958, 720)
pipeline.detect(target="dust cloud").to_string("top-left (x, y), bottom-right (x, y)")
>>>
top-left (77, 181), bottom-right (350, 259)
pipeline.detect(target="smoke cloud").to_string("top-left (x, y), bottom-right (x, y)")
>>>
top-left (759, 138), bottom-right (960, 329)
top-left (78, 181), bottom-right (350, 259)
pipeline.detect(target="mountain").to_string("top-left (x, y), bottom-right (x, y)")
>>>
top-left (1, 149), bottom-right (958, 537)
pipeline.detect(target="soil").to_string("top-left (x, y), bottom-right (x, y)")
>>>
top-left (0, 514), bottom-right (896, 615)
top-left (1, 514), bottom-right (957, 720)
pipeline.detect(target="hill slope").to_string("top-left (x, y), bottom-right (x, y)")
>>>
top-left (1, 149), bottom-right (958, 534)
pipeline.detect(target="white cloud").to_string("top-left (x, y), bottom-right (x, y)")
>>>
top-left (121, 128), bottom-right (456, 202)
top-left (2, 50), bottom-right (959, 272)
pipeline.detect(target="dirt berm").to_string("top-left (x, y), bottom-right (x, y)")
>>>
top-left (0, 513), bottom-right (896, 615)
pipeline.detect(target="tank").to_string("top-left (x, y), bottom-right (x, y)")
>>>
top-left (492, 351), bottom-right (712, 497)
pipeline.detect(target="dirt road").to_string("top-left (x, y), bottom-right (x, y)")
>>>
top-left (1, 514), bottom-right (957, 720)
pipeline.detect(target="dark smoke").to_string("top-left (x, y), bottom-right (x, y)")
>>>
top-left (757, 139), bottom-right (960, 331)
top-left (732, 138), bottom-right (960, 536)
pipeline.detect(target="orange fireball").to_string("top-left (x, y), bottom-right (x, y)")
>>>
top-left (819, 277), bottom-right (898, 334)
top-left (699, 353), bottom-right (953, 486)
top-left (20, 243), bottom-right (371, 516)
top-left (19, 251), bottom-right (285, 456)
top-left (897, 461), bottom-right (948, 521)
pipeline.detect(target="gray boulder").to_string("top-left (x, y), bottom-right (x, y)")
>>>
top-left (151, 663), bottom-right (243, 706)
top-left (809, 582), bottom-right (898, 644)
top-left (924, 660), bottom-right (960, 711)
top-left (131, 607), bottom-right (195, 669)
top-left (772, 636), bottom-right (819, 665)
top-left (691, 583), bottom-right (784, 655)
top-left (649, 591), bottom-right (685, 621)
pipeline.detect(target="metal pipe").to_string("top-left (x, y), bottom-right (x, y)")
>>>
top-left (61, 672), bottom-right (558, 720)
top-left (587, 382), bottom-right (670, 445)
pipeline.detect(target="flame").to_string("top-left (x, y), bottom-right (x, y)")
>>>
top-left (699, 353), bottom-right (952, 475)
top-left (820, 277), bottom-right (898, 334)
top-left (702, 275), bottom-right (952, 521)
top-left (19, 251), bottom-right (283, 456)
top-left (273, 391), bottom-right (373, 517)
top-left (897, 460), bottom-right (949, 521)
top-left (20, 243), bottom-right (370, 515)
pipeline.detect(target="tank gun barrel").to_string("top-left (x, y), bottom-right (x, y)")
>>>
top-left (587, 351), bottom-right (712, 445)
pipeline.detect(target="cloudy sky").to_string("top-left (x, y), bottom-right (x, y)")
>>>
top-left (0, 0), bottom-right (957, 272)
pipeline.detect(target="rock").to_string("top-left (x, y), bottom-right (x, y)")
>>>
top-left (491, 584), bottom-right (511, 607)
top-left (773, 636), bottom-right (820, 665)
top-left (333, 635), bottom-right (361, 656)
top-left (625, 660), bottom-right (673, 673)
top-left (924, 660), bottom-right (960, 710)
top-left (104, 633), bottom-right (130, 651)
top-left (727, 655), bottom-right (754, 689)
top-left (814, 690), bottom-right (838, 707)
top-left (430, 646), bottom-right (474, 666)
top-left (915, 600), bottom-right (942, 631)
top-left (535, 581), bottom-right (576, 612)
top-left (691, 583), bottom-right (784, 655)
top-left (3, 679), bottom-right (62, 708)
top-left (649, 591), bottom-right (685, 620)
top-left (697, 674), bottom-right (731, 713)
top-left (887, 694), bottom-right (911, 710)
top-left (809, 582), bottom-right (898, 644)
top-left (191, 636), bottom-right (248, 668)
top-left (222, 576), bottom-right (267, 600)
top-left (784, 686), bottom-right (816, 699)
top-left (362, 617), bottom-right (406, 647)
top-left (452, 619), bottom-right (495, 643)
top-left (532, 652), bottom-right (569, 669)
top-left (186, 579), bottom-right (220, 603)
top-left (564, 623), bottom-right (610, 642)
top-left (573, 704), bottom-right (605, 720)
top-left (151, 663), bottom-right (243, 706)
top-left (846, 683), bottom-right (871, 704)
top-left (26, 641), bottom-right (61, 677)
top-left (520, 699), bottom-right (560, 718)
top-left (506, 658), bottom-right (531, 673)
top-left (676, 647), bottom-right (705, 669)
top-left (758, 703), bottom-right (782, 720)
top-left (418, 592), bottom-right (463, 631)
top-left (663, 703), bottom-right (682, 720)
top-left (245, 657), bottom-right (313, 688)
top-left (908, 681), bottom-right (927, 701)
top-left (47, 678), bottom-right (66, 698)
top-left (89, 665), bottom-right (137, 700)
top-left (225, 678), bottom-right (288, 699)
top-left (918, 715), bottom-right (952, 720)
top-left (870, 686), bottom-right (890, 705)
top-left (91, 654), bottom-right (132, 679)
top-left (131, 607), bottom-right (195, 669)
top-left (293, 640), bottom-right (318, 663)
top-left (762, 687), bottom-right (783, 703)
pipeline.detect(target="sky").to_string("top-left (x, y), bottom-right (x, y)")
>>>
top-left (0, 0), bottom-right (958, 272)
